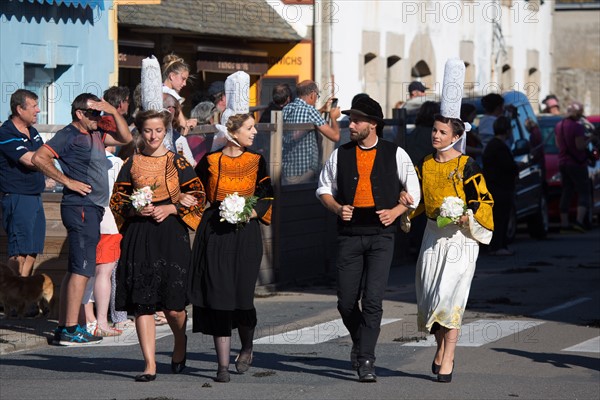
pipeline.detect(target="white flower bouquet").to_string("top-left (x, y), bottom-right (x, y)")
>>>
top-left (130, 185), bottom-right (155, 212)
top-left (219, 192), bottom-right (258, 227)
top-left (437, 196), bottom-right (467, 228)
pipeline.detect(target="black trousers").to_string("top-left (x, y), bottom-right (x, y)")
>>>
top-left (336, 233), bottom-right (395, 363)
top-left (489, 189), bottom-right (513, 251)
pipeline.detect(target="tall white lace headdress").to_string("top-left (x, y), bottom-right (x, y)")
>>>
top-left (439, 58), bottom-right (470, 153)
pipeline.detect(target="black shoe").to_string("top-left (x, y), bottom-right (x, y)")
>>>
top-left (357, 360), bottom-right (377, 382)
top-left (215, 366), bottom-right (230, 383)
top-left (235, 351), bottom-right (253, 374)
top-left (350, 343), bottom-right (359, 370)
top-left (171, 335), bottom-right (187, 374)
top-left (134, 373), bottom-right (156, 382)
top-left (431, 362), bottom-right (441, 375)
top-left (437, 362), bottom-right (454, 383)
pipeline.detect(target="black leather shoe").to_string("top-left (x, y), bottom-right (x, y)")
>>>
top-left (350, 343), bottom-right (359, 370)
top-left (134, 373), bottom-right (156, 382)
top-left (431, 361), bottom-right (441, 375)
top-left (171, 335), bottom-right (187, 374)
top-left (357, 360), bottom-right (377, 382)
top-left (437, 362), bottom-right (454, 383)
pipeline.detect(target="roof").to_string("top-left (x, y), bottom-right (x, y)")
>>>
top-left (118, 0), bottom-right (302, 42)
top-left (24, 0), bottom-right (103, 8)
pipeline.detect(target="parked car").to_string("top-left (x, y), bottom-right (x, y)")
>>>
top-left (463, 91), bottom-right (548, 241)
top-left (538, 114), bottom-right (600, 226)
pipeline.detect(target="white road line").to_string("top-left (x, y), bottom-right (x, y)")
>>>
top-left (90, 318), bottom-right (191, 347)
top-left (403, 319), bottom-right (545, 347)
top-left (253, 318), bottom-right (401, 345)
top-left (533, 297), bottom-right (592, 317)
top-left (562, 336), bottom-right (600, 353)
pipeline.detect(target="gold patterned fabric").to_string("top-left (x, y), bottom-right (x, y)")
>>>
top-left (414, 154), bottom-right (494, 230)
top-left (110, 152), bottom-right (205, 230)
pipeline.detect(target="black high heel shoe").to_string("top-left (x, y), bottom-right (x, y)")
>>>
top-left (171, 334), bottom-right (187, 374)
top-left (134, 373), bottom-right (156, 382)
top-left (437, 362), bottom-right (454, 383)
top-left (431, 361), bottom-right (441, 375)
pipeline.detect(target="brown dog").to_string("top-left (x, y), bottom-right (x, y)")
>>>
top-left (0, 263), bottom-right (54, 319)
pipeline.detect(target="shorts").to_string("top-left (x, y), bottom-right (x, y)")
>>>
top-left (1, 193), bottom-right (45, 257)
top-left (96, 234), bottom-right (122, 264)
top-left (61, 204), bottom-right (103, 278)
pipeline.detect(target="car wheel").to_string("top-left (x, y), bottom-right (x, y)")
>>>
top-left (527, 194), bottom-right (549, 239)
top-left (507, 205), bottom-right (517, 244)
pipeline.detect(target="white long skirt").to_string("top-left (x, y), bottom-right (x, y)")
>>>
top-left (416, 219), bottom-right (480, 333)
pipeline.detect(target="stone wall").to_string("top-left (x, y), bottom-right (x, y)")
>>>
top-left (552, 9), bottom-right (600, 115)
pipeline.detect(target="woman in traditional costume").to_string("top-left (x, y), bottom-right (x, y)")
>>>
top-left (402, 59), bottom-right (494, 383)
top-left (110, 109), bottom-right (205, 382)
top-left (188, 73), bottom-right (273, 383)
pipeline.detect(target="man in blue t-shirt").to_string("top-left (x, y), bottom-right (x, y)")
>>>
top-left (0, 89), bottom-right (46, 277)
top-left (32, 92), bottom-right (132, 346)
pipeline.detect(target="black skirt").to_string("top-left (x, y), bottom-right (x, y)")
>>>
top-left (188, 206), bottom-right (263, 335)
top-left (115, 214), bottom-right (191, 315)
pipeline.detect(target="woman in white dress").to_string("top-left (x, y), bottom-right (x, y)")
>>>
top-left (402, 114), bottom-right (493, 383)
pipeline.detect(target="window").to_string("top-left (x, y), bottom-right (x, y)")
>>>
top-left (23, 64), bottom-right (68, 125)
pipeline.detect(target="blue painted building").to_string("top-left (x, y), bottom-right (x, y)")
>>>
top-left (0, 0), bottom-right (114, 124)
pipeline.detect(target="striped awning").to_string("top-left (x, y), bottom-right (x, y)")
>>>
top-left (25, 0), bottom-right (104, 9)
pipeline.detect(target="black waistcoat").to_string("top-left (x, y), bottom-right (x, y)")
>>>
top-left (336, 140), bottom-right (401, 235)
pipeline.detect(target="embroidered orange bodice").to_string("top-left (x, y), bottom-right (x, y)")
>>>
top-left (204, 152), bottom-right (261, 202)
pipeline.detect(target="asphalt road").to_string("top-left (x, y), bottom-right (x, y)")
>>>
top-left (1, 226), bottom-right (599, 400)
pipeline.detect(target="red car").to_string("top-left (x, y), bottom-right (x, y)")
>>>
top-left (538, 114), bottom-right (600, 226)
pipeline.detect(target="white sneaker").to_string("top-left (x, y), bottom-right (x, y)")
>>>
top-left (86, 320), bottom-right (97, 335)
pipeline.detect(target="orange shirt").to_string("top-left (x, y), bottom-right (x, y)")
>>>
top-left (353, 147), bottom-right (376, 207)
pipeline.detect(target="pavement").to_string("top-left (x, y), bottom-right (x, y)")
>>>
top-left (2, 225), bottom-right (599, 356)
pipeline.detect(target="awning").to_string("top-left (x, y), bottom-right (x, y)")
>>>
top-left (25, 0), bottom-right (104, 9)
top-left (197, 46), bottom-right (269, 75)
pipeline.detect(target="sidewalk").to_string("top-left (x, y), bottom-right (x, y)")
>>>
top-left (0, 317), bottom-right (56, 355)
top-left (0, 285), bottom-right (279, 354)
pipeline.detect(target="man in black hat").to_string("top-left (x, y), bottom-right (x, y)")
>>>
top-left (207, 81), bottom-right (226, 113)
top-left (402, 81), bottom-right (432, 114)
top-left (316, 96), bottom-right (420, 382)
top-left (408, 81), bottom-right (428, 99)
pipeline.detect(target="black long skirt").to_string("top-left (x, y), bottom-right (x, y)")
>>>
top-left (188, 206), bottom-right (263, 336)
top-left (115, 214), bottom-right (191, 315)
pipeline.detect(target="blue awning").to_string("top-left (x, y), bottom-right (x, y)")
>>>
top-left (25, 0), bottom-right (104, 9)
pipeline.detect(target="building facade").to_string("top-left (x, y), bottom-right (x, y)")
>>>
top-left (552, 0), bottom-right (600, 115)
top-left (0, 0), bottom-right (115, 124)
top-left (319, 0), bottom-right (553, 116)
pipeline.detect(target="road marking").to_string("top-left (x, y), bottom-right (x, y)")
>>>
top-left (562, 336), bottom-right (600, 353)
top-left (403, 319), bottom-right (545, 347)
top-left (253, 318), bottom-right (401, 345)
top-left (533, 297), bottom-right (592, 317)
top-left (90, 319), bottom-right (191, 347)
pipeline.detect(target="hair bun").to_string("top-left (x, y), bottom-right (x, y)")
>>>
top-left (163, 54), bottom-right (183, 65)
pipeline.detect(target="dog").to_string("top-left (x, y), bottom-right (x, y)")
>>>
top-left (0, 263), bottom-right (54, 319)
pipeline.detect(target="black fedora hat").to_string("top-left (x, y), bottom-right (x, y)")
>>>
top-left (341, 96), bottom-right (384, 125)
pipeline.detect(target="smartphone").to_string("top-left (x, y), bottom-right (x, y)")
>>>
top-left (330, 98), bottom-right (338, 109)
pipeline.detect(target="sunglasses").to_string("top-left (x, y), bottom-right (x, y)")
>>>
top-left (80, 109), bottom-right (102, 118)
